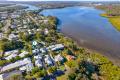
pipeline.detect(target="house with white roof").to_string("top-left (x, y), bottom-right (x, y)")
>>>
top-left (54, 54), bottom-right (64, 62)
top-left (4, 50), bottom-right (19, 56)
top-left (40, 41), bottom-right (46, 46)
top-left (44, 55), bottom-right (53, 66)
top-left (0, 70), bottom-right (23, 80)
top-left (34, 54), bottom-right (43, 68)
top-left (40, 48), bottom-right (47, 53)
top-left (19, 66), bottom-right (26, 71)
top-left (23, 25), bottom-right (28, 29)
top-left (32, 49), bottom-right (40, 54)
top-left (0, 12), bottom-right (8, 19)
top-left (51, 44), bottom-right (64, 51)
top-left (0, 33), bottom-right (4, 40)
top-left (35, 59), bottom-right (43, 68)
top-left (5, 53), bottom-right (17, 60)
top-left (0, 58), bottom-right (31, 72)
top-left (8, 33), bottom-right (19, 41)
top-left (43, 20), bottom-right (48, 24)
top-left (11, 14), bottom-right (20, 19)
top-left (34, 55), bottom-right (42, 60)
top-left (47, 44), bottom-right (64, 51)
top-left (25, 63), bottom-right (34, 72)
top-left (47, 45), bottom-right (55, 50)
top-left (10, 25), bottom-right (17, 29)
top-left (23, 20), bottom-right (27, 25)
top-left (27, 18), bottom-right (30, 22)
top-left (19, 51), bottom-right (29, 58)
top-left (44, 28), bottom-right (49, 35)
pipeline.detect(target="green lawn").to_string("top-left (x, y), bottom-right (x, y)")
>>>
top-left (109, 17), bottom-right (120, 31)
top-left (59, 65), bottom-right (65, 71)
top-left (57, 75), bottom-right (68, 80)
top-left (101, 14), bottom-right (120, 31)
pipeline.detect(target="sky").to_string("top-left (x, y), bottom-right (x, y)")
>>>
top-left (5, 0), bottom-right (120, 1)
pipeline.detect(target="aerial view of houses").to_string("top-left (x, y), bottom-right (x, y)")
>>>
top-left (0, 5), bottom-right (76, 80)
top-left (0, 1), bottom-right (120, 80)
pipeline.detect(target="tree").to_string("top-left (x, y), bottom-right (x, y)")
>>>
top-left (68, 73), bottom-right (76, 80)
top-left (75, 73), bottom-right (83, 80)
top-left (45, 36), bottom-right (53, 43)
top-left (35, 32), bottom-right (40, 40)
top-left (25, 75), bottom-right (33, 80)
top-left (34, 72), bottom-right (41, 79)
top-left (34, 70), bottom-right (47, 79)
top-left (25, 44), bottom-right (32, 54)
top-left (48, 66), bottom-right (57, 74)
top-left (19, 32), bottom-right (27, 42)
top-left (67, 49), bottom-right (73, 55)
top-left (32, 68), bottom-right (47, 79)
top-left (0, 22), bottom-right (3, 29)
top-left (49, 29), bottom-right (56, 37)
top-left (0, 60), bottom-right (9, 66)
top-left (9, 58), bottom-right (16, 63)
top-left (0, 40), bottom-right (5, 52)
top-left (65, 60), bottom-right (77, 68)
top-left (10, 74), bottom-right (22, 80)
top-left (3, 40), bottom-right (24, 51)
top-left (48, 16), bottom-right (57, 30)
top-left (15, 56), bottom-right (21, 61)
top-left (79, 48), bottom-right (85, 54)
top-left (31, 67), bottom-right (40, 75)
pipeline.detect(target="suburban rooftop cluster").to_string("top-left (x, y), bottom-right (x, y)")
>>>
top-left (0, 8), bottom-right (76, 80)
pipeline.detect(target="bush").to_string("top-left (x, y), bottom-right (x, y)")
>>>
top-left (48, 66), bottom-right (57, 74)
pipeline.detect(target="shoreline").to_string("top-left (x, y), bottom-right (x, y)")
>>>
top-left (101, 13), bottom-right (120, 31)
top-left (61, 31), bottom-right (120, 67)
top-left (55, 15), bottom-right (120, 67)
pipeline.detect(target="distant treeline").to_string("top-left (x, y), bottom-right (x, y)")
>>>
top-left (31, 2), bottom-right (91, 9)
top-left (0, 4), bottom-right (15, 7)
top-left (0, 5), bottom-right (28, 12)
top-left (96, 4), bottom-right (120, 16)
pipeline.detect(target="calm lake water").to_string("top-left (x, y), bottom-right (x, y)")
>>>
top-left (41, 6), bottom-right (120, 65)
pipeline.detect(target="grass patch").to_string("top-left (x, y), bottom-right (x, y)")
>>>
top-left (57, 74), bottom-right (68, 80)
top-left (101, 13), bottom-right (120, 31)
top-left (109, 17), bottom-right (120, 31)
top-left (59, 65), bottom-right (65, 71)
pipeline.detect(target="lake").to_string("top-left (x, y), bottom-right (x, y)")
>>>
top-left (41, 6), bottom-right (120, 66)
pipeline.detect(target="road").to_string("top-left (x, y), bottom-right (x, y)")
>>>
top-left (27, 13), bottom-right (39, 26)
top-left (2, 19), bottom-right (11, 34)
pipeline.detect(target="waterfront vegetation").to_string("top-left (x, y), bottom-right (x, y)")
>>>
top-left (33, 2), bottom-right (83, 9)
top-left (97, 5), bottom-right (120, 31)
top-left (101, 13), bottom-right (120, 31)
